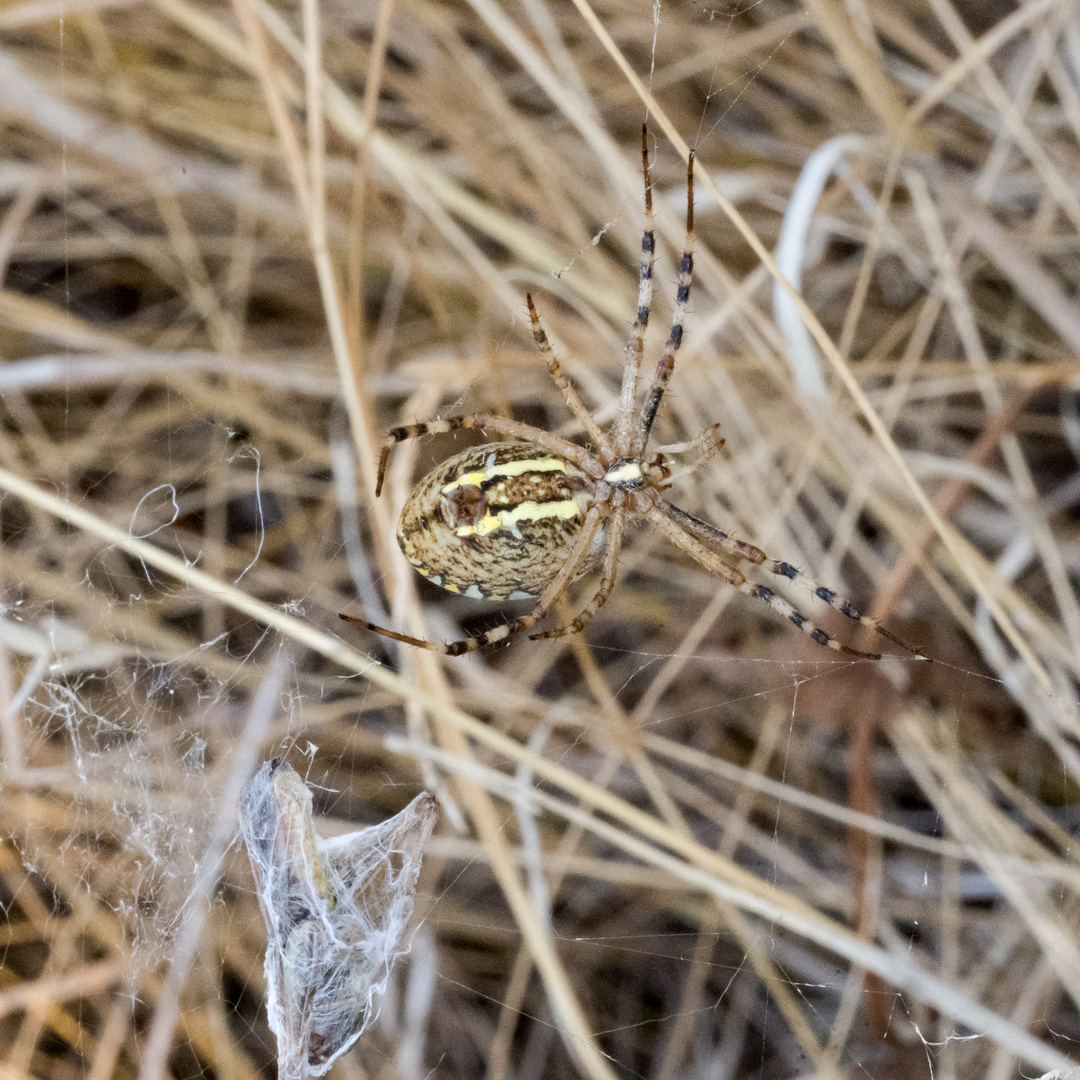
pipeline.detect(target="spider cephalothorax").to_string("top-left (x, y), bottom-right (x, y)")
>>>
top-left (342, 127), bottom-right (923, 661)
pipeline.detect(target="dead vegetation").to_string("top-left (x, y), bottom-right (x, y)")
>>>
top-left (2, 0), bottom-right (1080, 1077)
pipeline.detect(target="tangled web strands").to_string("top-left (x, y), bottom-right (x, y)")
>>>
top-left (239, 760), bottom-right (437, 1079)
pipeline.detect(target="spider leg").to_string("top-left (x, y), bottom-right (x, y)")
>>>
top-left (666, 504), bottom-right (927, 659)
top-left (532, 506), bottom-right (626, 640)
top-left (658, 424), bottom-right (725, 484)
top-left (341, 506), bottom-right (605, 656)
top-left (375, 414), bottom-right (601, 496)
top-left (526, 293), bottom-right (609, 451)
top-left (614, 124), bottom-right (658, 454)
top-left (636, 149), bottom-right (694, 455)
top-left (653, 423), bottom-right (722, 459)
top-left (645, 504), bottom-right (883, 659)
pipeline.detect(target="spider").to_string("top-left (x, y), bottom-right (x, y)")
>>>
top-left (341, 127), bottom-right (923, 661)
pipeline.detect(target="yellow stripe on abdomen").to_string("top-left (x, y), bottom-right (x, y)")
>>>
top-left (455, 497), bottom-right (582, 539)
top-left (440, 455), bottom-right (568, 494)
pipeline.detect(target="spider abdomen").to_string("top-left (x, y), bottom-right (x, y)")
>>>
top-left (396, 442), bottom-right (599, 602)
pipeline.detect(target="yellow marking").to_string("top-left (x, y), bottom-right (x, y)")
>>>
top-left (605, 461), bottom-right (644, 484)
top-left (416, 566), bottom-right (456, 592)
top-left (441, 456), bottom-right (568, 495)
top-left (455, 498), bottom-right (582, 539)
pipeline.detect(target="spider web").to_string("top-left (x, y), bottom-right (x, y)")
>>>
top-left (1, 1), bottom-right (1080, 1079)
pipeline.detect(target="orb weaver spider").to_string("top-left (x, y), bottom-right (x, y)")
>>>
top-left (342, 127), bottom-right (923, 661)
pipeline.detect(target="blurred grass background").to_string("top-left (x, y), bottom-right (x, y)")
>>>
top-left (2, 0), bottom-right (1080, 1077)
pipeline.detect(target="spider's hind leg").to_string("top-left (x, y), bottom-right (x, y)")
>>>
top-left (668, 505), bottom-right (927, 659)
top-left (375, 413), bottom-right (600, 496)
top-left (530, 509), bottom-right (626, 641)
top-left (341, 506), bottom-right (606, 656)
top-left (340, 611), bottom-right (541, 656)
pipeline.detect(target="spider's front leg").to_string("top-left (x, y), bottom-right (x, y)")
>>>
top-left (526, 293), bottom-right (608, 450)
top-left (666, 504), bottom-right (927, 659)
top-left (633, 149), bottom-right (695, 457)
top-left (645, 504), bottom-right (885, 659)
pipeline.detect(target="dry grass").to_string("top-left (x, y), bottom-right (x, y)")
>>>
top-left (2, 0), bottom-right (1080, 1077)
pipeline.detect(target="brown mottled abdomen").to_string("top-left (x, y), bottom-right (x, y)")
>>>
top-left (396, 442), bottom-right (599, 601)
